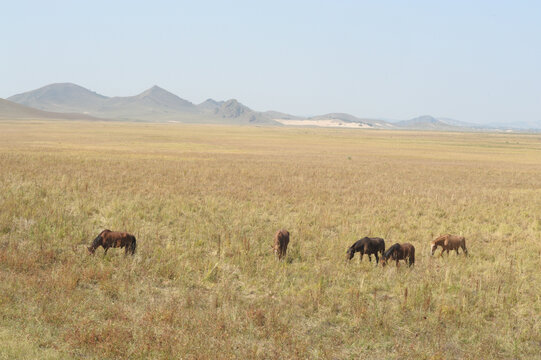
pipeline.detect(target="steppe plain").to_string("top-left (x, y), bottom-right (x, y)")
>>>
top-left (0, 120), bottom-right (539, 359)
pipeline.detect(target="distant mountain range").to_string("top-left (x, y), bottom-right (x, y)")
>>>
top-left (6, 83), bottom-right (277, 125)
top-left (394, 115), bottom-right (475, 129)
top-left (2, 83), bottom-right (538, 131)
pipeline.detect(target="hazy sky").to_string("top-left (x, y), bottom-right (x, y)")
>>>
top-left (2, 0), bottom-right (540, 124)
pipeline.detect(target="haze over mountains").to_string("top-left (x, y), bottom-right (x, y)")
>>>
top-left (0, 97), bottom-right (100, 121)
top-left (2, 83), bottom-right (536, 131)
top-left (7, 83), bottom-right (275, 125)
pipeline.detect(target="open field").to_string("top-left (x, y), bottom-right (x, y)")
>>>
top-left (0, 120), bottom-right (540, 359)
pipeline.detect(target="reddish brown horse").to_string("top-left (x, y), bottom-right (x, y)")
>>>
top-left (88, 229), bottom-right (136, 256)
top-left (431, 234), bottom-right (468, 256)
top-left (380, 243), bottom-right (415, 267)
top-left (273, 229), bottom-right (290, 260)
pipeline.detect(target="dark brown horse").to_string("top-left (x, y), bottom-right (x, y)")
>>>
top-left (273, 229), bottom-right (290, 260)
top-left (380, 243), bottom-right (415, 267)
top-left (347, 237), bottom-right (385, 264)
top-left (88, 229), bottom-right (136, 256)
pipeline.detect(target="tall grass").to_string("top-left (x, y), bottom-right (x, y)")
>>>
top-left (0, 121), bottom-right (539, 359)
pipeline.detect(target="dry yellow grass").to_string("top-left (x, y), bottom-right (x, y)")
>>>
top-left (0, 120), bottom-right (540, 359)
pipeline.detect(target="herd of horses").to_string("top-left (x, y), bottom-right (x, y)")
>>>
top-left (88, 228), bottom-right (468, 267)
top-left (344, 233), bottom-right (468, 267)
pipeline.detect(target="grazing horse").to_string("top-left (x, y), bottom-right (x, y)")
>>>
top-left (273, 229), bottom-right (290, 260)
top-left (88, 229), bottom-right (136, 256)
top-left (431, 234), bottom-right (468, 256)
top-left (380, 243), bottom-right (415, 267)
top-left (346, 237), bottom-right (385, 264)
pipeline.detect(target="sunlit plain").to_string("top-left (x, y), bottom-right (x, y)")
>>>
top-left (0, 120), bottom-right (540, 359)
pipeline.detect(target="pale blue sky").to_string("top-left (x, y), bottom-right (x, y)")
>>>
top-left (2, 0), bottom-right (540, 125)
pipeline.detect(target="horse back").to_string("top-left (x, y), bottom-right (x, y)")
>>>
top-left (402, 243), bottom-right (415, 254)
top-left (372, 237), bottom-right (385, 252)
top-left (102, 231), bottom-right (134, 248)
top-left (366, 237), bottom-right (384, 253)
top-left (446, 234), bottom-right (465, 248)
top-left (274, 229), bottom-right (290, 249)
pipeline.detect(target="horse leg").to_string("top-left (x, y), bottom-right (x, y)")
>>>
top-left (279, 246), bottom-right (286, 260)
top-left (375, 253), bottom-right (379, 265)
top-left (368, 254), bottom-right (372, 262)
top-left (462, 244), bottom-right (468, 256)
top-left (455, 248), bottom-right (459, 255)
top-left (446, 249), bottom-right (450, 256)
top-left (359, 252), bottom-right (363, 262)
top-left (440, 249), bottom-right (445, 257)
top-left (103, 247), bottom-right (109, 256)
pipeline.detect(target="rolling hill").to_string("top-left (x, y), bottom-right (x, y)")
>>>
top-left (0, 98), bottom-right (101, 121)
top-left (198, 98), bottom-right (224, 112)
top-left (8, 83), bottom-right (107, 114)
top-left (8, 83), bottom-right (278, 125)
top-left (394, 115), bottom-right (464, 130)
top-left (6, 83), bottom-right (534, 131)
top-left (309, 113), bottom-right (395, 128)
top-left (93, 86), bottom-right (199, 120)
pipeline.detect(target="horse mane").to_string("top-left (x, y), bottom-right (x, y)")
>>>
top-left (383, 243), bottom-right (401, 259)
top-left (97, 229), bottom-right (111, 237)
top-left (432, 234), bottom-right (448, 244)
top-left (91, 229), bottom-right (110, 248)
top-left (349, 238), bottom-right (363, 249)
top-left (91, 235), bottom-right (102, 248)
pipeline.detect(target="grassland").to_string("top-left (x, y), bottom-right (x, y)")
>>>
top-left (0, 120), bottom-right (540, 359)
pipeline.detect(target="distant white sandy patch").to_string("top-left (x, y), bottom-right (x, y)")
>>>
top-left (274, 119), bottom-right (372, 128)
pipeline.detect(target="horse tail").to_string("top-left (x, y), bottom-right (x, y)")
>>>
top-left (410, 247), bottom-right (415, 265)
top-left (130, 235), bottom-right (137, 255)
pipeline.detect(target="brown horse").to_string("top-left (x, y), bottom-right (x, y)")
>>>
top-left (273, 229), bottom-right (290, 260)
top-left (380, 243), bottom-right (415, 267)
top-left (88, 229), bottom-right (136, 256)
top-left (431, 234), bottom-right (468, 256)
top-left (346, 237), bottom-right (385, 264)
